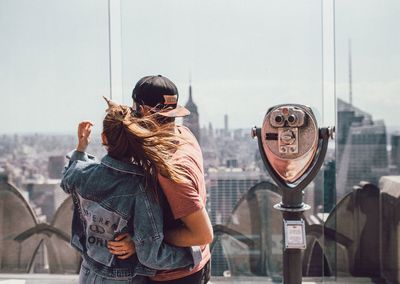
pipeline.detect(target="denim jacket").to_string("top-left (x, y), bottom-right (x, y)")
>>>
top-left (60, 150), bottom-right (202, 280)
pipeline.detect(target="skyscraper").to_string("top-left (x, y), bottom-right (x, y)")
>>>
top-left (48, 156), bottom-right (65, 179)
top-left (207, 168), bottom-right (265, 276)
top-left (336, 98), bottom-right (389, 198)
top-left (224, 114), bottom-right (229, 135)
top-left (182, 84), bottom-right (200, 141)
top-left (23, 179), bottom-right (68, 222)
top-left (391, 133), bottom-right (400, 173)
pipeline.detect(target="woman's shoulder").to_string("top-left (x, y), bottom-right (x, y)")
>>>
top-left (70, 159), bottom-right (100, 175)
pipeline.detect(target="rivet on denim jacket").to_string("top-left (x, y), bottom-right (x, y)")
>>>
top-left (60, 150), bottom-right (202, 280)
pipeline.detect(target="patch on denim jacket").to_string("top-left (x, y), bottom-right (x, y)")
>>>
top-left (78, 195), bottom-right (128, 267)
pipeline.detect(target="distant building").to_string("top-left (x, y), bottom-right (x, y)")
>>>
top-left (183, 84), bottom-right (200, 141)
top-left (323, 159), bottom-right (336, 213)
top-left (0, 167), bottom-right (8, 183)
top-left (23, 179), bottom-right (68, 222)
top-left (336, 98), bottom-right (389, 198)
top-left (224, 114), bottom-right (229, 135)
top-left (200, 123), bottom-right (219, 170)
top-left (48, 156), bottom-right (65, 179)
top-left (226, 159), bottom-right (238, 168)
top-left (207, 168), bottom-right (265, 276)
top-left (391, 133), bottom-right (400, 173)
top-left (311, 157), bottom-right (336, 214)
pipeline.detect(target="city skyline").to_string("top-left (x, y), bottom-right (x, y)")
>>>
top-left (1, 0), bottom-right (400, 281)
top-left (1, 68), bottom-right (398, 279)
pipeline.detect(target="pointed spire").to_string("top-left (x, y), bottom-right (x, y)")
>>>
top-left (188, 86), bottom-right (193, 102)
top-left (185, 77), bottom-right (196, 112)
top-left (348, 39), bottom-right (353, 106)
top-left (188, 72), bottom-right (193, 102)
top-left (183, 74), bottom-right (200, 141)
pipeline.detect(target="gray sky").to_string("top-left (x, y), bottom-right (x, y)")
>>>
top-left (0, 0), bottom-right (399, 134)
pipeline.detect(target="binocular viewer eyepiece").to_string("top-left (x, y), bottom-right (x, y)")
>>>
top-left (270, 106), bottom-right (306, 128)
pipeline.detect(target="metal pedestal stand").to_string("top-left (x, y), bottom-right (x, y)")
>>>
top-left (252, 106), bottom-right (334, 284)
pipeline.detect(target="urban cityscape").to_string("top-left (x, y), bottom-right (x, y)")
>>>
top-left (1, 78), bottom-right (400, 281)
top-left (1, 0), bottom-right (400, 282)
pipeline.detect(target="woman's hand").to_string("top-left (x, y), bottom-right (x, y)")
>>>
top-left (108, 233), bottom-right (136, 260)
top-left (76, 121), bottom-right (93, 152)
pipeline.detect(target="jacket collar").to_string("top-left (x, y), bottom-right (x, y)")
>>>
top-left (101, 155), bottom-right (143, 175)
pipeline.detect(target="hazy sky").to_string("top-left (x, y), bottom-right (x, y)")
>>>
top-left (0, 0), bottom-right (399, 134)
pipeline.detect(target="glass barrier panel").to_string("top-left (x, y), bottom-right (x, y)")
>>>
top-left (0, 0), bottom-right (109, 274)
top-left (120, 0), bottom-right (324, 281)
top-left (331, 0), bottom-right (400, 282)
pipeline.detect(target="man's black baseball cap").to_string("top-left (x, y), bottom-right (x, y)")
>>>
top-left (132, 75), bottom-right (190, 117)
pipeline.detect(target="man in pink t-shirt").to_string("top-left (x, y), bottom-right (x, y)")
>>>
top-left (153, 124), bottom-right (211, 283)
top-left (108, 75), bottom-right (213, 284)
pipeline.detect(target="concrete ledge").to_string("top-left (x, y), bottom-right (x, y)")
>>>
top-left (0, 275), bottom-right (386, 284)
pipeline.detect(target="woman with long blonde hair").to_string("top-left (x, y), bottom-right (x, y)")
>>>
top-left (61, 99), bottom-right (201, 284)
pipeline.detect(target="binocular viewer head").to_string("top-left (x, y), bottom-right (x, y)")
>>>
top-left (269, 106), bottom-right (306, 128)
top-left (253, 104), bottom-right (333, 190)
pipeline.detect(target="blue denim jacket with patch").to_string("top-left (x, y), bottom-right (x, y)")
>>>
top-left (60, 150), bottom-right (201, 280)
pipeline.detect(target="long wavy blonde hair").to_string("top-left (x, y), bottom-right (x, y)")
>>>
top-left (102, 100), bottom-right (189, 192)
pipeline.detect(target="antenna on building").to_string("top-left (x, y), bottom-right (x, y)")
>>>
top-left (348, 39), bottom-right (353, 106)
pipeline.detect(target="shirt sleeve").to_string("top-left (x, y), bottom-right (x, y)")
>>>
top-left (132, 187), bottom-right (202, 270)
top-left (158, 174), bottom-right (203, 220)
top-left (60, 150), bottom-right (97, 194)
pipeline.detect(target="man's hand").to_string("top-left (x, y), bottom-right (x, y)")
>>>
top-left (108, 233), bottom-right (136, 260)
top-left (76, 121), bottom-right (93, 152)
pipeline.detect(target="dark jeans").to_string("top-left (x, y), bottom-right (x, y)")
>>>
top-left (79, 260), bottom-right (147, 284)
top-left (148, 261), bottom-right (210, 284)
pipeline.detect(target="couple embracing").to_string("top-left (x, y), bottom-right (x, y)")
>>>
top-left (61, 75), bottom-right (213, 284)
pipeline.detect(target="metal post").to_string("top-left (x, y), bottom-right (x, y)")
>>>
top-left (107, 0), bottom-right (123, 102)
top-left (281, 189), bottom-right (305, 284)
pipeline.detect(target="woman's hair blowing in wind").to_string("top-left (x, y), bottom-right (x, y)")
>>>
top-left (102, 102), bottom-right (188, 189)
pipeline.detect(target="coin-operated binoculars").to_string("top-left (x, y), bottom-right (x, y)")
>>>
top-left (252, 104), bottom-right (334, 284)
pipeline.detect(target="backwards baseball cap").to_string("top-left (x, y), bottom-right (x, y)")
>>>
top-left (132, 75), bottom-right (190, 117)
